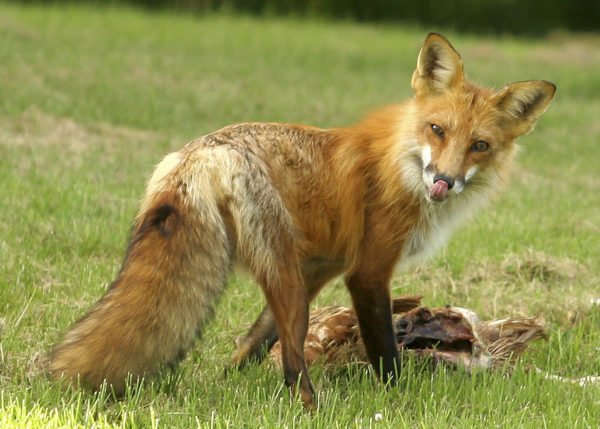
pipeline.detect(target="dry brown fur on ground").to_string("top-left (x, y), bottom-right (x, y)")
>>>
top-left (269, 295), bottom-right (547, 372)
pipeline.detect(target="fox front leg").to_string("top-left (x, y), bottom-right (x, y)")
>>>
top-left (344, 210), bottom-right (404, 384)
top-left (345, 272), bottom-right (400, 383)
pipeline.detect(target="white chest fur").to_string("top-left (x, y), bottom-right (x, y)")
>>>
top-left (396, 195), bottom-right (484, 271)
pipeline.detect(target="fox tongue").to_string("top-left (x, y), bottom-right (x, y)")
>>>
top-left (430, 180), bottom-right (449, 200)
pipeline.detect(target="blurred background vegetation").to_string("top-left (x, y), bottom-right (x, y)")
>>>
top-left (11, 0), bottom-right (600, 35)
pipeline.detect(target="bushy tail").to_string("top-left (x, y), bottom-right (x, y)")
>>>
top-left (49, 185), bottom-right (231, 394)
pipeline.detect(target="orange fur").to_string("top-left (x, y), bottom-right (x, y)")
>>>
top-left (50, 33), bottom-right (555, 407)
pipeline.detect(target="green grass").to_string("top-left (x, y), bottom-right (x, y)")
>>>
top-left (1, 3), bottom-right (599, 428)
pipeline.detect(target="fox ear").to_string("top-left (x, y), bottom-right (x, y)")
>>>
top-left (412, 33), bottom-right (464, 96)
top-left (494, 80), bottom-right (556, 136)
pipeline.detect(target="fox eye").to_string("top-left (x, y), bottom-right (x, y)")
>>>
top-left (430, 124), bottom-right (444, 138)
top-left (471, 140), bottom-right (489, 152)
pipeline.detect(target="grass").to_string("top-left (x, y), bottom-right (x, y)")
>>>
top-left (1, 3), bottom-right (599, 428)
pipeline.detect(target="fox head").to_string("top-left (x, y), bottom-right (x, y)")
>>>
top-left (409, 33), bottom-right (555, 203)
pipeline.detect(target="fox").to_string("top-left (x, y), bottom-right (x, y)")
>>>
top-left (49, 33), bottom-right (555, 407)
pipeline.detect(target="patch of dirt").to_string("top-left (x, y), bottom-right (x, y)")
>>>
top-left (463, 34), bottom-right (600, 71)
top-left (0, 106), bottom-right (162, 155)
top-left (462, 42), bottom-right (510, 63)
top-left (0, 14), bottom-right (38, 41)
top-left (400, 251), bottom-right (596, 326)
top-left (534, 34), bottom-right (600, 67)
top-left (467, 250), bottom-right (585, 285)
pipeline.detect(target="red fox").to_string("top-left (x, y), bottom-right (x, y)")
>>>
top-left (50, 33), bottom-right (555, 407)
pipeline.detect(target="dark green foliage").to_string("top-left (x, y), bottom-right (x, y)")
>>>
top-left (12, 0), bottom-right (600, 35)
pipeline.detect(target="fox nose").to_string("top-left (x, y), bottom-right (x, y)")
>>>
top-left (433, 173), bottom-right (455, 190)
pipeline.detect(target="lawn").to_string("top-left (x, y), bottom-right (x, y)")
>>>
top-left (0, 3), bottom-right (599, 428)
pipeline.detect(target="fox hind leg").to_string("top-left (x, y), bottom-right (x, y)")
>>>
top-left (224, 159), bottom-right (314, 406)
top-left (259, 264), bottom-right (314, 407)
top-left (231, 266), bottom-right (339, 369)
top-left (231, 305), bottom-right (278, 368)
